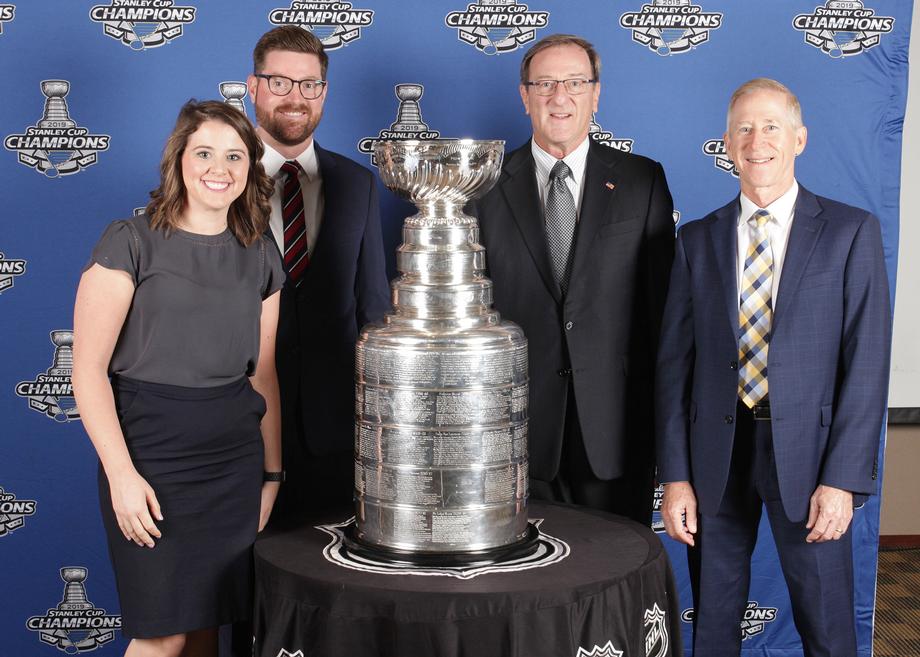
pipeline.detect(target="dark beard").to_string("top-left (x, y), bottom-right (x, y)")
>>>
top-left (255, 99), bottom-right (321, 147)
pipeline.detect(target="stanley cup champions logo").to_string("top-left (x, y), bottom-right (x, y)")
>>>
top-left (589, 114), bottom-right (634, 153)
top-left (445, 0), bottom-right (549, 55)
top-left (643, 603), bottom-right (669, 657)
top-left (357, 84), bottom-right (443, 166)
top-left (0, 251), bottom-right (27, 293)
top-left (27, 568), bottom-right (121, 653)
top-left (650, 483), bottom-right (665, 532)
top-left (89, 0), bottom-right (197, 50)
top-left (15, 330), bottom-right (80, 422)
top-left (4, 80), bottom-right (110, 178)
top-left (268, 1), bottom-right (374, 50)
top-left (0, 4), bottom-right (15, 34)
top-left (619, 0), bottom-right (723, 56)
top-left (219, 81), bottom-right (248, 115)
top-left (0, 486), bottom-right (37, 536)
top-left (702, 138), bottom-right (738, 177)
top-left (682, 601), bottom-right (778, 640)
top-left (793, 1), bottom-right (894, 59)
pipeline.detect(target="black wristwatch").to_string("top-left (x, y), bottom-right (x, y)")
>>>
top-left (263, 470), bottom-right (286, 483)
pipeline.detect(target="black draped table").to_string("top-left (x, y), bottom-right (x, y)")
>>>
top-left (253, 502), bottom-right (682, 657)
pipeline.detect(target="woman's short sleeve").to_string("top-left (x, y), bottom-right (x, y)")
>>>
top-left (85, 220), bottom-right (140, 285)
top-left (261, 237), bottom-right (286, 299)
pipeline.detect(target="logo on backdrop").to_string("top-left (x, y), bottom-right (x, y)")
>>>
top-left (15, 330), bottom-right (79, 423)
top-left (650, 483), bottom-right (665, 532)
top-left (26, 568), bottom-right (121, 653)
top-left (89, 0), bottom-right (197, 50)
top-left (219, 81), bottom-right (248, 115)
top-left (702, 138), bottom-right (738, 177)
top-left (0, 4), bottom-right (15, 34)
top-left (576, 641), bottom-right (624, 657)
top-left (4, 80), bottom-right (110, 178)
top-left (619, 0), bottom-right (723, 56)
top-left (357, 83), bottom-right (443, 166)
top-left (589, 114), bottom-right (634, 153)
top-left (445, 0), bottom-right (549, 55)
top-left (793, 1), bottom-right (894, 59)
top-left (643, 603), bottom-right (669, 657)
top-left (276, 651), bottom-right (305, 657)
top-left (0, 486), bottom-right (37, 536)
top-left (682, 601), bottom-right (778, 640)
top-left (0, 252), bottom-right (27, 294)
top-left (268, 1), bottom-right (374, 50)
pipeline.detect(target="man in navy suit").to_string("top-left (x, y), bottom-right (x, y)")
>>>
top-left (472, 34), bottom-right (674, 523)
top-left (247, 27), bottom-right (390, 520)
top-left (656, 78), bottom-right (891, 656)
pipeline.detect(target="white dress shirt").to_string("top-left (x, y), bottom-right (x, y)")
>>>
top-left (531, 136), bottom-right (590, 218)
top-left (737, 181), bottom-right (799, 306)
top-left (261, 141), bottom-right (323, 258)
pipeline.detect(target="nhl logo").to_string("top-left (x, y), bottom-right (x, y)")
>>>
top-left (445, 0), bottom-right (549, 55)
top-left (268, 1), bottom-right (374, 50)
top-left (15, 330), bottom-right (80, 423)
top-left (0, 251), bottom-right (27, 293)
top-left (619, 0), bottom-right (723, 56)
top-left (589, 114), bottom-right (634, 153)
top-left (0, 486), bottom-right (37, 537)
top-left (26, 568), bottom-right (122, 653)
top-left (643, 603), bottom-right (669, 657)
top-left (0, 4), bottom-right (15, 34)
top-left (701, 138), bottom-right (738, 177)
top-left (4, 80), bottom-right (110, 178)
top-left (357, 84), bottom-right (443, 166)
top-left (575, 641), bottom-right (624, 657)
top-left (89, 0), bottom-right (197, 50)
top-left (793, 1), bottom-right (895, 59)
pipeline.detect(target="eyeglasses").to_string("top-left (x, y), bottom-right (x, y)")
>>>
top-left (524, 78), bottom-right (597, 96)
top-left (254, 74), bottom-right (326, 100)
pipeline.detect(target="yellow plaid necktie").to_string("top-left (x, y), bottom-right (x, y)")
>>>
top-left (738, 209), bottom-right (774, 408)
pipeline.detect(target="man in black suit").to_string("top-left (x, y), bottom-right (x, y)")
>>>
top-left (472, 34), bottom-right (674, 523)
top-left (247, 27), bottom-right (390, 520)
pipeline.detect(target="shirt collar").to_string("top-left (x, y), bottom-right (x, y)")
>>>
top-left (739, 180), bottom-right (799, 228)
top-left (531, 136), bottom-right (590, 187)
top-left (261, 140), bottom-right (319, 182)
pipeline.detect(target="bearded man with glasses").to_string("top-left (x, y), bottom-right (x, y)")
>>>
top-left (470, 34), bottom-right (675, 523)
top-left (246, 26), bottom-right (390, 523)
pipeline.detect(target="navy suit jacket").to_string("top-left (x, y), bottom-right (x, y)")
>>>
top-left (655, 185), bottom-right (891, 522)
top-left (272, 143), bottom-right (391, 457)
top-left (474, 140), bottom-right (674, 481)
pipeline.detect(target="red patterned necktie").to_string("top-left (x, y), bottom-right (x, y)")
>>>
top-left (280, 160), bottom-right (309, 286)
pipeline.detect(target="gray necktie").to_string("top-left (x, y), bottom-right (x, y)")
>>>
top-left (545, 160), bottom-right (577, 293)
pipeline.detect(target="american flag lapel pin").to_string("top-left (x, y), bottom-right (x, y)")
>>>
top-left (605, 181), bottom-right (616, 190)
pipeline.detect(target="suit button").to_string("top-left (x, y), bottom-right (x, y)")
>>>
top-left (729, 361), bottom-right (738, 370)
top-left (558, 368), bottom-right (571, 377)
top-left (565, 321), bottom-right (574, 330)
top-left (724, 415), bottom-right (734, 424)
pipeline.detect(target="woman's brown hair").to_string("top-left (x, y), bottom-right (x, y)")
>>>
top-left (146, 100), bottom-right (273, 246)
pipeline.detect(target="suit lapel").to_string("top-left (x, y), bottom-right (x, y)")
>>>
top-left (499, 145), bottom-right (560, 302)
top-left (708, 198), bottom-right (741, 337)
top-left (310, 143), bottom-right (338, 272)
top-left (773, 186), bottom-right (825, 331)
top-left (568, 141), bottom-right (620, 287)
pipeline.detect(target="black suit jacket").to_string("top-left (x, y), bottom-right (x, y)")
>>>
top-left (272, 143), bottom-right (391, 458)
top-left (473, 140), bottom-right (674, 481)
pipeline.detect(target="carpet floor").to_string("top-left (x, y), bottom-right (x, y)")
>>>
top-left (874, 547), bottom-right (920, 656)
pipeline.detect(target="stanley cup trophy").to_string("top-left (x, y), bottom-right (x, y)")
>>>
top-left (352, 140), bottom-right (536, 562)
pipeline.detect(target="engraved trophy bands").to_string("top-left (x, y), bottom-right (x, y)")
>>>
top-left (355, 140), bottom-right (531, 557)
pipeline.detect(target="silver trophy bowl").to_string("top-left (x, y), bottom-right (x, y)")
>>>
top-left (353, 140), bottom-right (532, 560)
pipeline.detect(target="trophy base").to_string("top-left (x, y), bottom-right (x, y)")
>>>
top-left (343, 522), bottom-right (541, 567)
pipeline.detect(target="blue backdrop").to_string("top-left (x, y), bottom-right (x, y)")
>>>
top-left (0, 1), bottom-right (910, 655)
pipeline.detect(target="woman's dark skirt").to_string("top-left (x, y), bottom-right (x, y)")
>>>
top-left (98, 375), bottom-right (265, 638)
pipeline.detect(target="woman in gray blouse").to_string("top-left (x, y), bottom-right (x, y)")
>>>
top-left (72, 100), bottom-right (285, 657)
